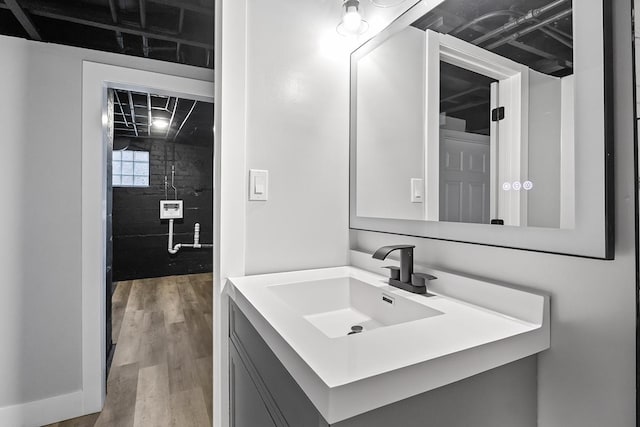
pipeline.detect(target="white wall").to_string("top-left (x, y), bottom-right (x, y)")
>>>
top-left (527, 69), bottom-right (562, 228)
top-left (356, 26), bottom-right (425, 221)
top-left (0, 34), bottom-right (212, 421)
top-left (352, 2), bottom-right (636, 426)
top-left (218, 0), bottom-right (635, 426)
top-left (243, 0), bottom-right (351, 274)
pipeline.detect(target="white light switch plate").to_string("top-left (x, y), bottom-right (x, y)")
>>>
top-left (411, 178), bottom-right (424, 203)
top-left (249, 169), bottom-right (268, 201)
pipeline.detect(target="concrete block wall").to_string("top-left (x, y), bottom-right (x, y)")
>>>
top-left (112, 136), bottom-right (213, 280)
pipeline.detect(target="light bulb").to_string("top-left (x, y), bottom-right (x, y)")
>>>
top-left (337, 0), bottom-right (369, 36)
top-left (342, 9), bottom-right (362, 32)
top-left (152, 119), bottom-right (169, 129)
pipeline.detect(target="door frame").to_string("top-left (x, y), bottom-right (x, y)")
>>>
top-left (424, 30), bottom-right (529, 225)
top-left (81, 61), bottom-right (214, 414)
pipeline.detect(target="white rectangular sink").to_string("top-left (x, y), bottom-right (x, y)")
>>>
top-left (227, 264), bottom-right (549, 424)
top-left (268, 277), bottom-right (442, 338)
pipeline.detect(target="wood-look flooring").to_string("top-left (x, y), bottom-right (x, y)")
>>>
top-left (45, 273), bottom-right (213, 427)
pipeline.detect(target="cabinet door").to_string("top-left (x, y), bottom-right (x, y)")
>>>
top-left (230, 343), bottom-right (277, 427)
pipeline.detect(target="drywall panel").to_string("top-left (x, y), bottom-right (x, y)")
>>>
top-left (351, 2), bottom-right (636, 426)
top-left (244, 0), bottom-right (351, 274)
top-left (0, 33), bottom-right (212, 416)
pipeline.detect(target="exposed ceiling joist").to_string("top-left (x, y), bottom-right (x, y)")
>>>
top-left (107, 0), bottom-right (124, 50)
top-left (176, 7), bottom-right (184, 62)
top-left (148, 0), bottom-right (214, 17)
top-left (139, 0), bottom-right (149, 57)
top-left (4, 0), bottom-right (41, 40)
top-left (0, 0), bottom-right (213, 50)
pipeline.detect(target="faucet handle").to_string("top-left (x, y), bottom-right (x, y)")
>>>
top-left (382, 266), bottom-right (400, 280)
top-left (411, 272), bottom-right (437, 288)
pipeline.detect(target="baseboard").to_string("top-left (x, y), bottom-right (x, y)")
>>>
top-left (0, 390), bottom-right (91, 427)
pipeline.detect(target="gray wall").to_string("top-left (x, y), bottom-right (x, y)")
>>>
top-left (351, 2), bottom-right (637, 426)
top-left (243, 0), bottom-right (350, 275)
top-left (0, 34), bottom-right (212, 408)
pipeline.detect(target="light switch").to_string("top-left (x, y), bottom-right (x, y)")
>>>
top-left (411, 178), bottom-right (424, 203)
top-left (249, 169), bottom-right (268, 201)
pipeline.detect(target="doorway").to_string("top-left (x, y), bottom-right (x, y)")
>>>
top-left (102, 86), bottom-right (214, 424)
top-left (81, 62), bottom-right (215, 418)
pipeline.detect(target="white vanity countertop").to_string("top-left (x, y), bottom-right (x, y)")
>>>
top-left (227, 265), bottom-right (550, 423)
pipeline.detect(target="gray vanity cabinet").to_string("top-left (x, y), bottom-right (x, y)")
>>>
top-left (229, 343), bottom-right (277, 427)
top-left (229, 300), bottom-right (537, 427)
top-left (229, 301), bottom-right (329, 427)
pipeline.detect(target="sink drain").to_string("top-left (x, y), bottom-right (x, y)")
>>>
top-left (347, 325), bottom-right (364, 335)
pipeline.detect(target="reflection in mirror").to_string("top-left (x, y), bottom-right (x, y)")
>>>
top-left (354, 0), bottom-right (575, 229)
top-left (439, 62), bottom-right (495, 224)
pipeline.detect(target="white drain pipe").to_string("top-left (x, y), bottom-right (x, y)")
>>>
top-left (168, 219), bottom-right (181, 254)
top-left (167, 221), bottom-right (212, 254)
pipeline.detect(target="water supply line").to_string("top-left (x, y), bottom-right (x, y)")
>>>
top-left (165, 166), bottom-right (211, 254)
top-left (164, 175), bottom-right (168, 199)
top-left (171, 165), bottom-right (177, 200)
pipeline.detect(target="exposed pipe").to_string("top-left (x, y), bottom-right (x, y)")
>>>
top-left (167, 220), bottom-right (212, 254)
top-left (113, 91), bottom-right (129, 128)
top-left (194, 223), bottom-right (200, 246)
top-left (127, 91), bottom-right (139, 137)
top-left (168, 219), bottom-right (179, 254)
top-left (147, 92), bottom-right (152, 135)
top-left (452, 8), bottom-right (572, 49)
top-left (509, 39), bottom-right (572, 67)
top-left (173, 100), bottom-right (197, 142)
top-left (164, 175), bottom-right (168, 199)
top-left (441, 86), bottom-right (489, 104)
top-left (171, 165), bottom-right (177, 199)
top-left (485, 9), bottom-right (572, 51)
top-left (166, 97), bottom-right (179, 139)
top-left (472, 0), bottom-right (570, 45)
top-left (443, 99), bottom-right (490, 115)
top-left (451, 10), bottom-right (519, 36)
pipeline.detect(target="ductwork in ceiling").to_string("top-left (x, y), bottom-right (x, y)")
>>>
top-left (416, 0), bottom-right (573, 135)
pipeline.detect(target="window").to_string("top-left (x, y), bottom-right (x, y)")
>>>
top-left (113, 150), bottom-right (149, 187)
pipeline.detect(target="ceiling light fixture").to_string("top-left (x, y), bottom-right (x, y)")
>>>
top-left (337, 0), bottom-right (369, 36)
top-left (152, 119), bottom-right (169, 130)
top-left (369, 0), bottom-right (407, 8)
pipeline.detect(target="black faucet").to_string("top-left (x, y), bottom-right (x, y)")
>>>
top-left (372, 245), bottom-right (436, 294)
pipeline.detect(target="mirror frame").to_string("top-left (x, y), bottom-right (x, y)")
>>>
top-left (349, 0), bottom-right (614, 259)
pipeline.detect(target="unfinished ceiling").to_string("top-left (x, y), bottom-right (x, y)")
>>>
top-left (413, 0), bottom-right (573, 77)
top-left (0, 0), bottom-right (213, 68)
top-left (413, 0), bottom-right (573, 135)
top-left (112, 89), bottom-right (213, 147)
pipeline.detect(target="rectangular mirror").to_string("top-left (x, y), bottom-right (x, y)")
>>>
top-left (350, 0), bottom-right (613, 258)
